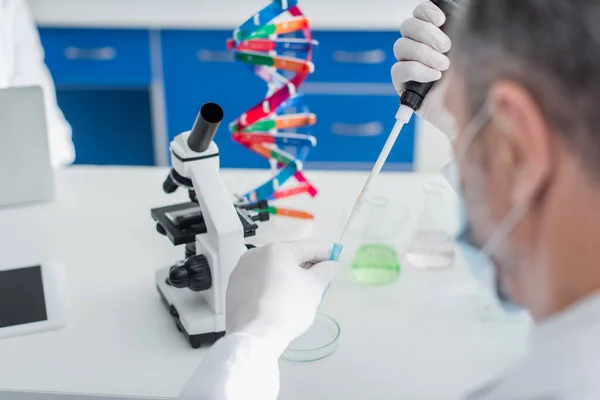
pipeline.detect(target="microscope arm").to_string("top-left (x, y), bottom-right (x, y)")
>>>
top-left (188, 160), bottom-right (247, 315)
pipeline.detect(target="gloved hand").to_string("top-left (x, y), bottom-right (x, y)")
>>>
top-left (391, 1), bottom-right (456, 138)
top-left (226, 241), bottom-right (338, 356)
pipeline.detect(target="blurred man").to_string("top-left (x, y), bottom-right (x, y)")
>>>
top-left (0, 0), bottom-right (74, 167)
top-left (178, 1), bottom-right (600, 399)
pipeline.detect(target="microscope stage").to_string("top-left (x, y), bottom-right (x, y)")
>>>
top-left (151, 202), bottom-right (259, 246)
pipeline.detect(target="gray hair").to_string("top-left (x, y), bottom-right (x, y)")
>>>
top-left (450, 0), bottom-right (600, 179)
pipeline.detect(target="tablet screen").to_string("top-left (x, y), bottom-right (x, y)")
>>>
top-left (0, 265), bottom-right (47, 328)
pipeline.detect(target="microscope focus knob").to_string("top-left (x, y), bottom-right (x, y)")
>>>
top-left (168, 255), bottom-right (212, 292)
top-left (186, 255), bottom-right (212, 292)
top-left (163, 174), bottom-right (179, 194)
top-left (168, 265), bottom-right (189, 289)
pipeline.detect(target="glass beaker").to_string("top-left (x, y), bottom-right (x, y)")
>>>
top-left (405, 182), bottom-right (456, 269)
top-left (351, 197), bottom-right (407, 285)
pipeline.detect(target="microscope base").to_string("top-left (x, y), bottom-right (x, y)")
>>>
top-left (156, 267), bottom-right (226, 349)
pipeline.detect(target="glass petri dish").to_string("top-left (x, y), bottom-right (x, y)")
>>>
top-left (282, 312), bottom-right (340, 362)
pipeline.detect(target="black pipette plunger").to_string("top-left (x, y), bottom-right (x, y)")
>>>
top-left (400, 0), bottom-right (459, 111)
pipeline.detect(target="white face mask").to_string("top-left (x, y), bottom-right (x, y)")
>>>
top-left (451, 103), bottom-right (527, 312)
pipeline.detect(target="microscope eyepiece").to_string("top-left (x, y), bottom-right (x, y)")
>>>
top-left (201, 102), bottom-right (224, 124)
top-left (188, 102), bottom-right (224, 153)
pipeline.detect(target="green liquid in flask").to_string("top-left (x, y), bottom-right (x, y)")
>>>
top-left (352, 244), bottom-right (400, 285)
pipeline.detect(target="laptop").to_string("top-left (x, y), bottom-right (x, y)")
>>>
top-left (0, 86), bottom-right (55, 208)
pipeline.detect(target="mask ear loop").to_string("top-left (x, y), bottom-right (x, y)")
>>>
top-left (477, 104), bottom-right (531, 257)
top-left (451, 100), bottom-right (522, 258)
top-left (454, 101), bottom-right (494, 165)
top-left (483, 124), bottom-right (560, 257)
top-left (481, 198), bottom-right (528, 257)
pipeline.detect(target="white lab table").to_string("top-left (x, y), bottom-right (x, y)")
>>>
top-left (0, 166), bottom-right (531, 400)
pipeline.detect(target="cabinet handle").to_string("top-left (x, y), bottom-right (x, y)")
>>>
top-left (64, 46), bottom-right (116, 61)
top-left (197, 49), bottom-right (235, 63)
top-left (301, 82), bottom-right (397, 96)
top-left (333, 49), bottom-right (385, 64)
top-left (331, 122), bottom-right (384, 137)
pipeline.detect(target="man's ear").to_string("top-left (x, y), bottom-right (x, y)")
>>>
top-left (488, 81), bottom-right (553, 204)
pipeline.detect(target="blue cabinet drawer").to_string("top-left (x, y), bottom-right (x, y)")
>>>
top-left (161, 30), bottom-right (267, 168)
top-left (39, 28), bottom-right (152, 87)
top-left (56, 89), bottom-right (154, 166)
top-left (311, 31), bottom-right (399, 83)
top-left (304, 94), bottom-right (415, 170)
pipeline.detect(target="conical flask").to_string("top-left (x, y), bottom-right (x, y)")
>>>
top-left (405, 182), bottom-right (455, 269)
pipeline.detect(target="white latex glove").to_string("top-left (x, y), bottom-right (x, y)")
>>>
top-left (392, 1), bottom-right (456, 137)
top-left (226, 241), bottom-right (338, 357)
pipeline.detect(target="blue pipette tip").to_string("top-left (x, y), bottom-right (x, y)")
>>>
top-left (321, 243), bottom-right (343, 305)
top-left (329, 243), bottom-right (344, 262)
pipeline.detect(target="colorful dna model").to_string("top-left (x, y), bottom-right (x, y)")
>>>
top-left (226, 0), bottom-right (318, 217)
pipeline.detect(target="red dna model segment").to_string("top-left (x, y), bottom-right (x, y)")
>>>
top-left (227, 0), bottom-right (318, 211)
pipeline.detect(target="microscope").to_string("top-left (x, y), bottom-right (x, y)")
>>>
top-left (152, 102), bottom-right (270, 348)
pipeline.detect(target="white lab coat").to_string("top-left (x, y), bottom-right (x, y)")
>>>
top-left (465, 292), bottom-right (600, 400)
top-left (0, 0), bottom-right (74, 167)
top-left (179, 292), bottom-right (600, 400)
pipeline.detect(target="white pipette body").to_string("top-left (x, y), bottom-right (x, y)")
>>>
top-left (338, 105), bottom-right (414, 242)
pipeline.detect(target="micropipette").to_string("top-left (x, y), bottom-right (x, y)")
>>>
top-left (328, 105), bottom-right (416, 263)
top-left (329, 0), bottom-right (459, 262)
top-left (338, 105), bottom-right (414, 242)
